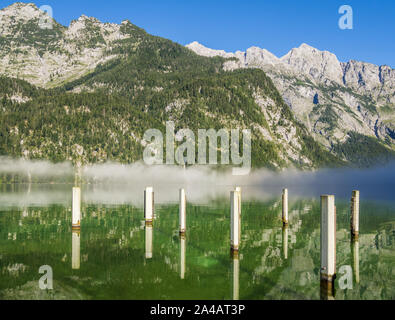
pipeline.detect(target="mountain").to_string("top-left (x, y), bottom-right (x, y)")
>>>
top-left (187, 42), bottom-right (395, 164)
top-left (0, 2), bottom-right (393, 174)
top-left (0, 2), bottom-right (139, 88)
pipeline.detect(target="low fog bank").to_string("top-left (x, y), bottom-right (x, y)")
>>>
top-left (0, 157), bottom-right (73, 177)
top-left (0, 159), bottom-right (394, 206)
top-left (69, 161), bottom-right (395, 202)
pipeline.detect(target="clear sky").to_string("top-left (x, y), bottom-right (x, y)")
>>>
top-left (1, 0), bottom-right (394, 67)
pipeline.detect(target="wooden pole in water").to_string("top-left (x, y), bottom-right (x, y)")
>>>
top-left (282, 188), bottom-right (288, 226)
top-left (320, 195), bottom-right (336, 283)
top-left (144, 187), bottom-right (154, 225)
top-left (230, 191), bottom-right (240, 253)
top-left (350, 190), bottom-right (360, 239)
top-left (72, 187), bottom-right (81, 230)
top-left (179, 188), bottom-right (186, 235)
top-left (72, 230), bottom-right (80, 270)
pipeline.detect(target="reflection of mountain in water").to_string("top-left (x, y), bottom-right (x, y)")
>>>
top-left (0, 197), bottom-right (393, 300)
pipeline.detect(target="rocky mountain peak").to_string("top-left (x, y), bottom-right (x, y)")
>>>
top-left (0, 2), bottom-right (58, 38)
top-left (72, 14), bottom-right (103, 26)
top-left (0, 2), bottom-right (42, 21)
top-left (341, 59), bottom-right (395, 90)
top-left (245, 46), bottom-right (279, 66)
top-left (121, 19), bottom-right (133, 25)
top-left (186, 41), bottom-right (234, 58)
top-left (280, 43), bottom-right (343, 84)
top-left (296, 43), bottom-right (318, 52)
top-left (0, 2), bottom-right (136, 88)
top-left (67, 14), bottom-right (102, 37)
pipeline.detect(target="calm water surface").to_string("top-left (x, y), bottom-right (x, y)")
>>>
top-left (0, 184), bottom-right (394, 300)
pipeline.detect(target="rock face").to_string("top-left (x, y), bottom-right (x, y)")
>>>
top-left (186, 42), bottom-right (395, 153)
top-left (0, 2), bottom-right (133, 88)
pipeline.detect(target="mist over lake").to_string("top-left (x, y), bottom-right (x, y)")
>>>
top-left (0, 158), bottom-right (394, 206)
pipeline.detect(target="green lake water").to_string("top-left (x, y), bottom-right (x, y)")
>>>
top-left (0, 184), bottom-right (394, 300)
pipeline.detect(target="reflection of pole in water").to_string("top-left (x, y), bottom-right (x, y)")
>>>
top-left (145, 224), bottom-right (153, 259)
top-left (180, 235), bottom-right (186, 279)
top-left (235, 187), bottom-right (241, 242)
top-left (320, 195), bottom-right (336, 282)
top-left (320, 279), bottom-right (335, 300)
top-left (282, 188), bottom-right (289, 226)
top-left (27, 170), bottom-right (32, 194)
top-left (230, 191), bottom-right (240, 253)
top-left (74, 164), bottom-right (82, 187)
top-left (144, 187), bottom-right (154, 225)
top-left (179, 189), bottom-right (186, 235)
top-left (72, 187), bottom-right (81, 230)
top-left (320, 195), bottom-right (336, 300)
top-left (350, 190), bottom-right (360, 240)
top-left (232, 252), bottom-right (240, 300)
top-left (72, 230), bottom-right (80, 270)
top-left (351, 239), bottom-right (360, 284)
top-left (282, 225), bottom-right (289, 259)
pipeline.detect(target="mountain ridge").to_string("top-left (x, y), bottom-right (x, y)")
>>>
top-left (186, 41), bottom-right (395, 87)
top-left (187, 41), bottom-right (394, 70)
top-left (186, 41), bottom-right (395, 154)
top-left (0, 2), bottom-right (394, 172)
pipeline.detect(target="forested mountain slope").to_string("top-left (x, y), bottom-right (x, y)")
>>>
top-left (1, 3), bottom-right (394, 170)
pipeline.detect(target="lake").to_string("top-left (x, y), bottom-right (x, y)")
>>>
top-left (0, 182), bottom-right (394, 300)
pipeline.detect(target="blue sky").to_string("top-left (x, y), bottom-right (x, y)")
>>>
top-left (2, 0), bottom-right (395, 67)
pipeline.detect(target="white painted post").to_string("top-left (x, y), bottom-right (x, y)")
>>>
top-left (72, 187), bottom-right (81, 229)
top-left (282, 225), bottom-right (289, 259)
top-left (351, 190), bottom-right (360, 239)
top-left (179, 188), bottom-right (186, 235)
top-left (72, 230), bottom-right (80, 270)
top-left (282, 188), bottom-right (288, 226)
top-left (180, 235), bottom-right (186, 279)
top-left (144, 187), bottom-right (154, 224)
top-left (230, 191), bottom-right (240, 252)
top-left (320, 195), bottom-right (336, 282)
top-left (232, 255), bottom-right (239, 300)
top-left (145, 224), bottom-right (153, 259)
